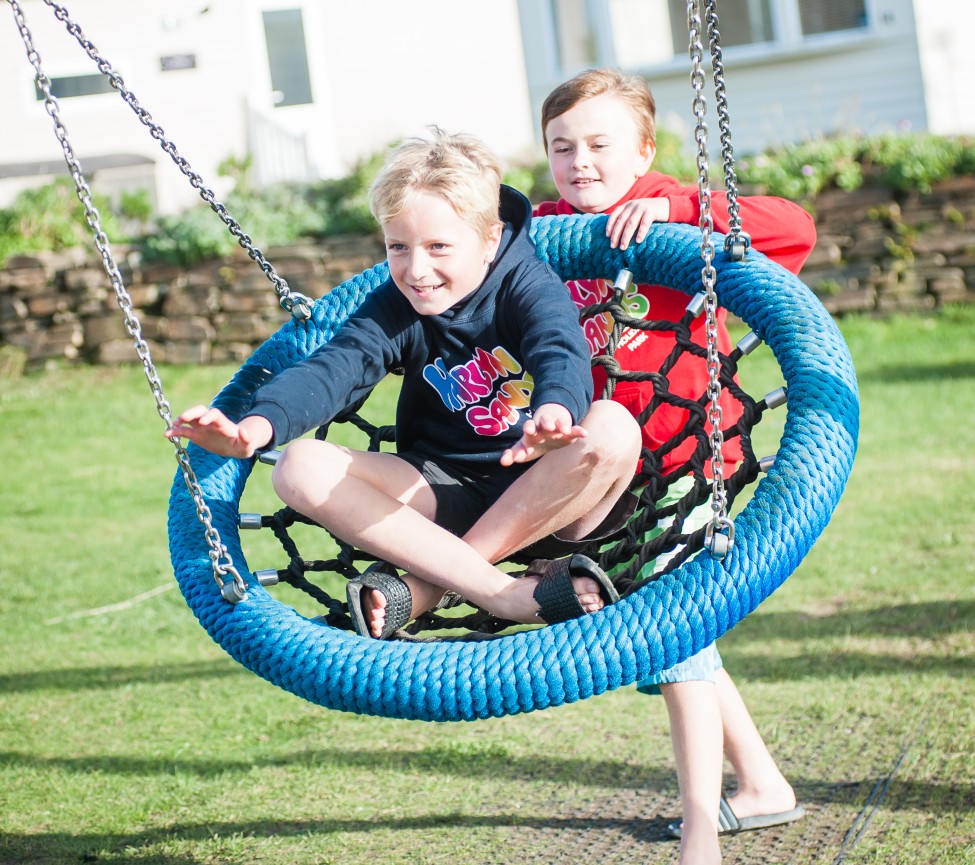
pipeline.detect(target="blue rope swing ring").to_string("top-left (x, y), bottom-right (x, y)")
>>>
top-left (167, 216), bottom-right (859, 721)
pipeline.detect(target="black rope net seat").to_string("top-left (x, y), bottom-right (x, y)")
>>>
top-left (167, 216), bottom-right (860, 721)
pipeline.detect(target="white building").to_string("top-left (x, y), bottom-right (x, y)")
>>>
top-left (0, 0), bottom-right (536, 213)
top-left (519, 0), bottom-right (975, 157)
top-left (1, 0), bottom-right (972, 215)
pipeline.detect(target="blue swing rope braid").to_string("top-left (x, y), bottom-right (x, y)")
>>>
top-left (167, 216), bottom-right (859, 721)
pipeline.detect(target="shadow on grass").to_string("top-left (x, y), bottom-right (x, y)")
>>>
top-left (736, 600), bottom-right (975, 641)
top-left (2, 770), bottom-right (973, 865)
top-left (730, 650), bottom-right (972, 682)
top-left (856, 360), bottom-right (975, 384)
top-left (725, 598), bottom-right (975, 681)
top-left (0, 659), bottom-right (246, 694)
top-left (0, 746), bottom-right (669, 788)
top-left (2, 744), bottom-right (973, 817)
top-left (2, 815), bottom-right (664, 865)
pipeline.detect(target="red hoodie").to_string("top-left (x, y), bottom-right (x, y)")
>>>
top-left (535, 171), bottom-right (816, 475)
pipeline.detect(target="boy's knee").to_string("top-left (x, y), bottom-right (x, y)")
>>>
top-left (586, 401), bottom-right (642, 459)
top-left (271, 439), bottom-right (340, 499)
top-left (579, 401), bottom-right (642, 470)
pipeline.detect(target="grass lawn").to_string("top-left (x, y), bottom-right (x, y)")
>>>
top-left (0, 305), bottom-right (973, 865)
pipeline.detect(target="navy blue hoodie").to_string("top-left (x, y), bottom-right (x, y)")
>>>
top-left (246, 185), bottom-right (593, 468)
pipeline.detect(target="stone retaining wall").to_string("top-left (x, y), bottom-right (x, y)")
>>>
top-left (0, 235), bottom-right (385, 370)
top-left (2, 177), bottom-right (974, 370)
top-left (798, 175), bottom-right (975, 314)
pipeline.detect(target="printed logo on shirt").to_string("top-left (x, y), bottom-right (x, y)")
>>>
top-left (422, 345), bottom-right (535, 436)
top-left (565, 277), bottom-right (651, 356)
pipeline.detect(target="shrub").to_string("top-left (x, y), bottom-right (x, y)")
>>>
top-left (0, 177), bottom-right (120, 267)
top-left (305, 149), bottom-right (386, 237)
top-left (5, 132), bottom-right (972, 269)
top-left (141, 181), bottom-right (329, 266)
top-left (737, 136), bottom-right (864, 201)
top-left (864, 133), bottom-right (975, 194)
top-left (737, 132), bottom-right (975, 201)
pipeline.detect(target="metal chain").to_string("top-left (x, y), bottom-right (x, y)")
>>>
top-left (704, 0), bottom-right (750, 260)
top-left (37, 0), bottom-right (312, 321)
top-left (8, 0), bottom-right (249, 601)
top-left (687, 0), bottom-right (733, 558)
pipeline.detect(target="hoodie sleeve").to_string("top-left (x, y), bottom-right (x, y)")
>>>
top-left (661, 179), bottom-right (817, 275)
top-left (505, 260), bottom-right (593, 423)
top-left (242, 287), bottom-right (405, 449)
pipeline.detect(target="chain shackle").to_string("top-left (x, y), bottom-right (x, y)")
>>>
top-left (703, 0), bottom-right (749, 261)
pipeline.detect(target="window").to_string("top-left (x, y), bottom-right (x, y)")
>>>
top-left (798, 0), bottom-right (868, 37)
top-left (603, 0), bottom-right (868, 69)
top-left (35, 73), bottom-right (114, 100)
top-left (551, 0), bottom-right (598, 69)
top-left (262, 9), bottom-right (313, 107)
top-left (667, 0), bottom-right (774, 51)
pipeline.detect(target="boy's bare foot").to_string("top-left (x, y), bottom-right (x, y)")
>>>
top-left (679, 830), bottom-right (721, 865)
top-left (724, 785), bottom-right (797, 821)
top-left (362, 589), bottom-right (389, 638)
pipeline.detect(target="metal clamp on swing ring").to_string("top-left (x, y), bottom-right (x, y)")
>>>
top-left (705, 517), bottom-right (735, 559)
top-left (216, 564), bottom-right (249, 604)
top-left (280, 292), bottom-right (314, 321)
top-left (724, 232), bottom-right (751, 261)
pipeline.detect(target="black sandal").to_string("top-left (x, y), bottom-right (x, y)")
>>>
top-left (528, 554), bottom-right (619, 624)
top-left (346, 562), bottom-right (413, 639)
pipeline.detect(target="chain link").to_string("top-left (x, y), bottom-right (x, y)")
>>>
top-left (704, 0), bottom-right (750, 260)
top-left (38, 0), bottom-right (312, 321)
top-left (8, 0), bottom-right (249, 600)
top-left (687, 0), bottom-right (733, 558)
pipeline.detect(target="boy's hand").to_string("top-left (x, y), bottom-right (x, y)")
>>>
top-left (165, 406), bottom-right (273, 459)
top-left (500, 404), bottom-right (588, 466)
top-left (606, 197), bottom-right (670, 251)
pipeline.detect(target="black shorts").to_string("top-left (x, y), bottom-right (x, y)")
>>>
top-left (518, 487), bottom-right (638, 559)
top-left (395, 451), bottom-right (532, 536)
top-left (395, 451), bottom-right (636, 555)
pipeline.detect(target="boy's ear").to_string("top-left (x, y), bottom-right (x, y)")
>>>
top-left (484, 220), bottom-right (504, 261)
top-left (640, 141), bottom-right (657, 173)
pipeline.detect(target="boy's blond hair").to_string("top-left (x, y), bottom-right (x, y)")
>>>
top-left (540, 68), bottom-right (657, 151)
top-left (369, 127), bottom-right (503, 241)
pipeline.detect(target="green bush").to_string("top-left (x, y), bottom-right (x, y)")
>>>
top-left (140, 150), bottom-right (386, 266)
top-left (865, 133), bottom-right (975, 193)
top-left (5, 132), bottom-right (972, 269)
top-left (305, 149), bottom-right (386, 237)
top-left (0, 177), bottom-right (120, 267)
top-left (737, 132), bottom-right (975, 201)
top-left (736, 135), bottom-right (864, 201)
top-left (141, 181), bottom-right (329, 266)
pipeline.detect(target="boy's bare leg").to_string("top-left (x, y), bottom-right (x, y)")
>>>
top-left (397, 398), bottom-right (641, 621)
top-left (660, 670), bottom-right (797, 865)
top-left (271, 439), bottom-right (610, 628)
top-left (463, 400), bottom-right (642, 560)
top-left (662, 681), bottom-right (724, 865)
top-left (714, 668), bottom-right (797, 817)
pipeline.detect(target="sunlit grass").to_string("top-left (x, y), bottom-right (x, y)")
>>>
top-left (1, 307), bottom-right (973, 864)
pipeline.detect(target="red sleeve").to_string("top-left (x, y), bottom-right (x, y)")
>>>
top-left (665, 186), bottom-right (816, 275)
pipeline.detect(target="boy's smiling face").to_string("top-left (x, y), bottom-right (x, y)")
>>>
top-left (383, 190), bottom-right (503, 316)
top-left (545, 91), bottom-right (655, 214)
